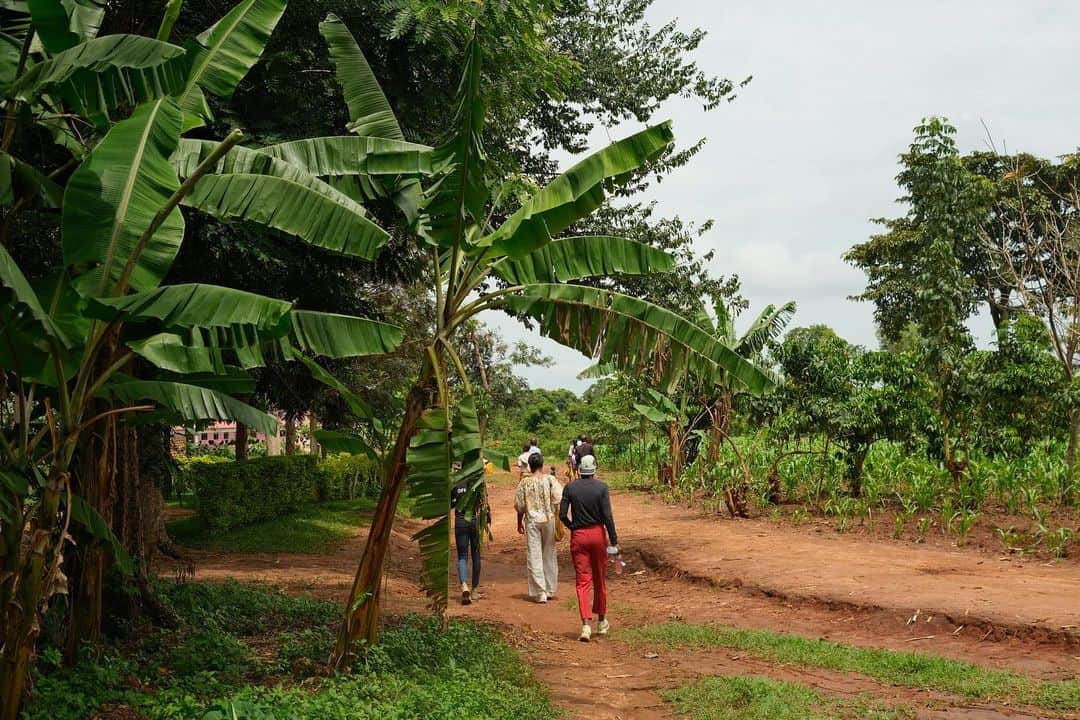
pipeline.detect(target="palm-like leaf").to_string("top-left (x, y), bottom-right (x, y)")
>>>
top-left (735, 301), bottom-right (796, 357)
top-left (505, 284), bottom-right (774, 394)
top-left (492, 236), bottom-right (674, 284)
top-left (91, 283), bottom-right (291, 331)
top-left (62, 96), bottom-right (184, 296)
top-left (27, 0), bottom-right (103, 52)
top-left (0, 244), bottom-right (74, 347)
top-left (178, 0), bottom-right (286, 123)
top-left (289, 310), bottom-right (402, 358)
top-left (172, 139), bottom-right (374, 210)
top-left (417, 37), bottom-right (486, 250)
top-left (405, 406), bottom-right (452, 611)
top-left (182, 173), bottom-right (389, 261)
top-left (98, 379), bottom-right (278, 435)
top-left (12, 34), bottom-right (188, 115)
top-left (258, 136), bottom-right (432, 177)
top-left (319, 13), bottom-right (403, 140)
top-left (479, 123), bottom-right (675, 259)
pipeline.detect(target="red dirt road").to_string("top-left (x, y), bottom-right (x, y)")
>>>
top-left (172, 472), bottom-right (1080, 719)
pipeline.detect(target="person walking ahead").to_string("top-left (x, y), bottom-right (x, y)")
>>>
top-left (451, 478), bottom-right (489, 605)
top-left (559, 454), bottom-right (617, 642)
top-left (514, 452), bottom-right (562, 603)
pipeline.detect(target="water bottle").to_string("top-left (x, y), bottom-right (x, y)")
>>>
top-left (607, 545), bottom-right (624, 575)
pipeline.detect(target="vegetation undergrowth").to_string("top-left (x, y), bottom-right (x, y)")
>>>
top-left (26, 581), bottom-right (555, 720)
top-left (168, 498), bottom-right (377, 554)
top-left (627, 622), bottom-right (1080, 711)
top-left (663, 675), bottom-right (912, 720)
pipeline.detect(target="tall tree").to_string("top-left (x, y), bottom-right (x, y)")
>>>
top-left (983, 152), bottom-right (1080, 495)
top-left (847, 118), bottom-right (994, 490)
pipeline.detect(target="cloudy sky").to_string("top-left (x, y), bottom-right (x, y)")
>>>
top-left (480, 0), bottom-right (1080, 392)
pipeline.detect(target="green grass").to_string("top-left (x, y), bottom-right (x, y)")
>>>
top-left (663, 676), bottom-right (911, 720)
top-left (627, 622), bottom-right (1080, 711)
top-left (168, 498), bottom-right (376, 554)
top-left (28, 581), bottom-right (557, 720)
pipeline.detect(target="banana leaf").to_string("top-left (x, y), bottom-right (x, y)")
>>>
top-left (172, 139), bottom-right (370, 211)
top-left (491, 236), bottom-right (674, 284)
top-left (479, 123), bottom-right (674, 259)
top-left (505, 284), bottom-right (774, 395)
top-left (179, 0), bottom-right (286, 122)
top-left (27, 0), bottom-right (103, 53)
top-left (63, 97), bottom-right (184, 296)
top-left (258, 136), bottom-right (431, 177)
top-left (68, 494), bottom-right (134, 576)
top-left (182, 173), bottom-right (389, 261)
top-left (12, 34), bottom-right (188, 113)
top-left (90, 283), bottom-right (292, 331)
top-left (406, 406), bottom-right (452, 611)
top-left (319, 13), bottom-right (403, 140)
top-left (417, 37), bottom-right (486, 250)
top-left (98, 379), bottom-right (278, 435)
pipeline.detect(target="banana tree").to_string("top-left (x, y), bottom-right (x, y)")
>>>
top-left (0, 3), bottom-right (413, 714)
top-left (286, 17), bottom-right (773, 664)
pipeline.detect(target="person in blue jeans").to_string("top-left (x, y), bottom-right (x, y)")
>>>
top-left (451, 478), bottom-right (489, 605)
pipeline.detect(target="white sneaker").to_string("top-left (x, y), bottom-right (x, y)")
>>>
top-left (597, 619), bottom-right (610, 636)
top-left (461, 582), bottom-right (471, 606)
top-left (579, 623), bottom-right (592, 642)
top-left (537, 592), bottom-right (548, 603)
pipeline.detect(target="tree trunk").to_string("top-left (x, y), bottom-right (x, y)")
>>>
top-left (235, 422), bottom-right (249, 461)
top-left (285, 415), bottom-right (297, 455)
top-left (0, 468), bottom-right (67, 720)
top-left (108, 425), bottom-right (178, 628)
top-left (331, 364), bottom-right (434, 666)
top-left (846, 446), bottom-right (868, 498)
top-left (1063, 410), bottom-right (1080, 502)
top-left (668, 421), bottom-right (682, 480)
top-left (65, 409), bottom-right (115, 664)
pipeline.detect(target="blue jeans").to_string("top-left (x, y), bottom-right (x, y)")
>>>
top-left (455, 523), bottom-right (481, 587)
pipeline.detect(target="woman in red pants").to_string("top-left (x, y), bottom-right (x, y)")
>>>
top-left (558, 454), bottom-right (618, 642)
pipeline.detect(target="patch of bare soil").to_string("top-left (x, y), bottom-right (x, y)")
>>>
top-left (163, 470), bottom-right (1080, 719)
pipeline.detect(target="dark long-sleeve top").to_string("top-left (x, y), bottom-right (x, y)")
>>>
top-left (559, 477), bottom-right (617, 545)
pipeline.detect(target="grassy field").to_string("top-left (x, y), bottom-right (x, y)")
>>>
top-left (26, 581), bottom-right (556, 720)
top-left (628, 622), bottom-right (1080, 711)
top-left (663, 676), bottom-right (912, 720)
top-left (167, 498), bottom-right (376, 554)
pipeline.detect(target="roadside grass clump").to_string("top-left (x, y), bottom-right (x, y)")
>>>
top-left (26, 583), bottom-right (556, 720)
top-left (158, 579), bottom-right (338, 635)
top-left (168, 497), bottom-right (376, 554)
top-left (628, 622), bottom-right (1080, 711)
top-left (663, 675), bottom-right (912, 720)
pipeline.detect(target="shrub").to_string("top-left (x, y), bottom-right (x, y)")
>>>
top-left (318, 453), bottom-right (380, 501)
top-left (190, 455), bottom-right (322, 533)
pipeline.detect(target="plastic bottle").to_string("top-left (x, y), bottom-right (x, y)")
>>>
top-left (607, 545), bottom-right (624, 575)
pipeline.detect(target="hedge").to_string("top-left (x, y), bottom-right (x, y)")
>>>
top-left (189, 454), bottom-right (380, 534)
top-left (318, 453), bottom-right (380, 502)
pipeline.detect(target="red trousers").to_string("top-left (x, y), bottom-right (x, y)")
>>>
top-left (570, 524), bottom-right (608, 621)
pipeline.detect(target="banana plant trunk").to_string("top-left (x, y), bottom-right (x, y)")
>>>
top-left (331, 362), bottom-right (435, 666)
top-left (668, 421), bottom-right (682, 480)
top-left (0, 468), bottom-right (67, 720)
top-left (65, 407), bottom-right (116, 664)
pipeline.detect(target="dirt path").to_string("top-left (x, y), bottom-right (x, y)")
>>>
top-left (170, 473), bottom-right (1080, 719)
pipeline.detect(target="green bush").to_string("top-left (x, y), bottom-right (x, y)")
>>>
top-left (318, 453), bottom-right (379, 501)
top-left (191, 455), bottom-right (322, 533)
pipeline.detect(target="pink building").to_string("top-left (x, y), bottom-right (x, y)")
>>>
top-left (182, 413), bottom-right (310, 451)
